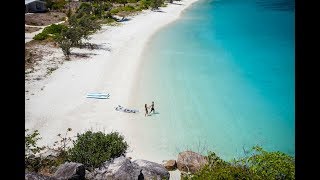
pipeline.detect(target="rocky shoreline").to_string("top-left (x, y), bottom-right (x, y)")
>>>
top-left (25, 151), bottom-right (208, 180)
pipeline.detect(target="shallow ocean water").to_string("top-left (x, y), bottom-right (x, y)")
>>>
top-left (132, 0), bottom-right (294, 160)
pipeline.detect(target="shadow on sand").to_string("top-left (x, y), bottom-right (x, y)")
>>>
top-left (117, 17), bottom-right (132, 22)
top-left (152, 9), bottom-right (166, 13)
top-left (171, 2), bottom-right (183, 5)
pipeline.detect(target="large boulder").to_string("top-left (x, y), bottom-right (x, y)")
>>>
top-left (85, 170), bottom-right (94, 180)
top-left (163, 160), bottom-right (177, 171)
top-left (25, 172), bottom-right (57, 180)
top-left (177, 151), bottom-right (207, 173)
top-left (133, 159), bottom-right (170, 180)
top-left (53, 162), bottom-right (85, 180)
top-left (91, 156), bottom-right (140, 180)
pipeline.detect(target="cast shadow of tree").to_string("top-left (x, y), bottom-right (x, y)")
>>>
top-left (71, 43), bottom-right (111, 59)
top-left (171, 2), bottom-right (183, 5)
top-left (152, 9), bottom-right (166, 13)
top-left (78, 43), bottom-right (111, 51)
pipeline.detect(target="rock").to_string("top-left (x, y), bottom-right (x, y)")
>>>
top-left (90, 157), bottom-right (169, 180)
top-left (177, 151), bottom-right (208, 173)
top-left (163, 160), bottom-right (177, 171)
top-left (91, 156), bottom-right (140, 180)
top-left (48, 166), bottom-right (58, 174)
top-left (85, 170), bottom-right (94, 180)
top-left (53, 162), bottom-right (85, 180)
top-left (25, 172), bottom-right (57, 180)
top-left (133, 159), bottom-right (170, 180)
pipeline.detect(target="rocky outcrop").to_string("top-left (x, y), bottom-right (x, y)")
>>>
top-left (85, 170), bottom-right (94, 180)
top-left (133, 159), bottom-right (170, 180)
top-left (26, 157), bottom-right (170, 180)
top-left (177, 151), bottom-right (207, 173)
top-left (163, 160), bottom-right (177, 171)
top-left (53, 162), bottom-right (85, 180)
top-left (89, 156), bottom-right (140, 180)
top-left (87, 157), bottom-right (170, 180)
top-left (25, 172), bottom-right (57, 180)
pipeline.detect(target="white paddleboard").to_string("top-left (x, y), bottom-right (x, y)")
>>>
top-left (87, 93), bottom-right (109, 96)
top-left (86, 96), bottom-right (108, 99)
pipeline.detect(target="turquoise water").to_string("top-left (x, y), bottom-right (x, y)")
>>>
top-left (133, 0), bottom-right (294, 160)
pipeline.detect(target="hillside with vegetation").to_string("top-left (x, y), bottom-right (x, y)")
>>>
top-left (25, 128), bottom-right (295, 179)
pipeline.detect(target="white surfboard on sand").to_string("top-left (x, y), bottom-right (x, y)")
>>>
top-left (86, 96), bottom-right (109, 99)
top-left (86, 93), bottom-right (110, 99)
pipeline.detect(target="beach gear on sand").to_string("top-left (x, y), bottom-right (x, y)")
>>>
top-left (87, 93), bottom-right (109, 96)
top-left (115, 105), bottom-right (139, 113)
top-left (86, 93), bottom-right (110, 99)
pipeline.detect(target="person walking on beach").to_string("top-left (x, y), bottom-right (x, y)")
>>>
top-left (145, 104), bottom-right (148, 117)
top-left (149, 101), bottom-right (155, 114)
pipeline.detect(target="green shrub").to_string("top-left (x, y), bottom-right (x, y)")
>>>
top-left (128, 0), bottom-right (140, 3)
top-left (103, 2), bottom-right (113, 11)
top-left (140, 0), bottom-right (151, 9)
top-left (33, 24), bottom-right (67, 41)
top-left (50, 0), bottom-right (67, 10)
top-left (33, 32), bottom-right (48, 40)
top-left (110, 8), bottom-right (120, 14)
top-left (150, 0), bottom-right (163, 10)
top-left (183, 147), bottom-right (295, 180)
top-left (56, 27), bottom-right (80, 58)
top-left (25, 129), bottom-right (45, 172)
top-left (77, 2), bottom-right (92, 14)
top-left (68, 131), bottom-right (128, 169)
top-left (123, 5), bottom-right (135, 11)
top-left (183, 151), bottom-right (258, 180)
top-left (238, 146), bottom-right (295, 179)
top-left (98, 18), bottom-right (117, 25)
top-left (184, 163), bottom-right (258, 180)
top-left (42, 24), bottom-right (68, 35)
top-left (117, 0), bottom-right (128, 7)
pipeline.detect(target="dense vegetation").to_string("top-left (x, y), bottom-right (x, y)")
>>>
top-left (25, 129), bottom-right (128, 173)
top-left (33, 24), bottom-right (67, 40)
top-left (26, 128), bottom-right (294, 179)
top-left (34, 0), bottom-right (173, 58)
top-left (68, 131), bottom-right (128, 169)
top-left (183, 147), bottom-right (295, 180)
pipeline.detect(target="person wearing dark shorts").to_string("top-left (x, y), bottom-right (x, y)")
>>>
top-left (149, 101), bottom-right (155, 114)
top-left (145, 104), bottom-right (148, 117)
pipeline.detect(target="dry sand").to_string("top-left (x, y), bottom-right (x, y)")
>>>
top-left (25, 0), bottom-right (199, 173)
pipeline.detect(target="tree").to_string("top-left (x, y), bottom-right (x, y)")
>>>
top-left (76, 2), bottom-right (93, 17)
top-left (117, 0), bottom-right (128, 7)
top-left (150, 0), bottom-right (163, 10)
top-left (57, 11), bottom-right (101, 59)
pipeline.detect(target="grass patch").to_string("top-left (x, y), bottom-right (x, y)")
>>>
top-left (33, 24), bottom-right (67, 41)
top-left (97, 18), bottom-right (119, 25)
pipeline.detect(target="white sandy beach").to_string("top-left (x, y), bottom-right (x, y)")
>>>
top-left (25, 0), bottom-right (199, 173)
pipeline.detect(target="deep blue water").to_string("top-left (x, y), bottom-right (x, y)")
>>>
top-left (133, 0), bottom-right (294, 160)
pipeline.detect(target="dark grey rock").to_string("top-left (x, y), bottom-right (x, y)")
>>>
top-left (85, 170), bottom-right (94, 180)
top-left (133, 159), bottom-right (170, 180)
top-left (25, 172), bottom-right (57, 180)
top-left (91, 156), bottom-right (140, 180)
top-left (53, 162), bottom-right (85, 180)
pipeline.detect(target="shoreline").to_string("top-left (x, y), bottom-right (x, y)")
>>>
top-left (26, 0), bottom-right (200, 165)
